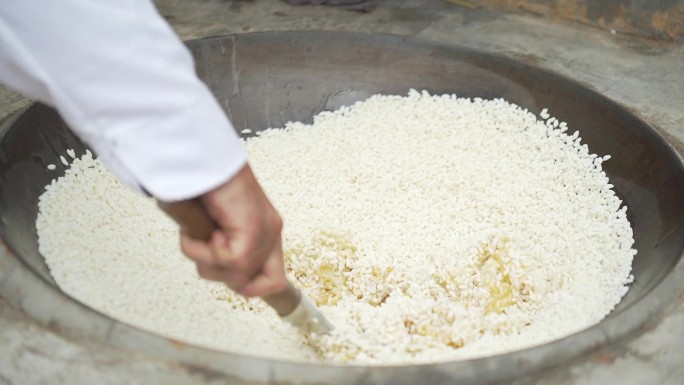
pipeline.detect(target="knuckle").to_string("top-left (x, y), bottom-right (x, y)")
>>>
top-left (180, 239), bottom-right (197, 258)
top-left (237, 286), bottom-right (254, 297)
top-left (221, 252), bottom-right (249, 270)
top-left (196, 265), bottom-right (211, 279)
top-left (272, 213), bottom-right (283, 233)
top-left (224, 281), bottom-right (243, 293)
top-left (232, 255), bottom-right (250, 270)
top-left (230, 280), bottom-right (250, 295)
top-left (212, 209), bottom-right (232, 229)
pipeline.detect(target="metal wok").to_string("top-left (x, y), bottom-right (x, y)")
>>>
top-left (0, 31), bottom-right (682, 384)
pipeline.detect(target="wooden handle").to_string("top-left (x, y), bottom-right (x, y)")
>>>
top-left (157, 199), bottom-right (301, 316)
top-left (157, 199), bottom-right (216, 241)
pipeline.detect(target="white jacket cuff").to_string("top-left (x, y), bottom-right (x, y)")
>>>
top-left (95, 91), bottom-right (248, 202)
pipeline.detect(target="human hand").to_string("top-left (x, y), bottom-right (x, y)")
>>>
top-left (178, 164), bottom-right (287, 297)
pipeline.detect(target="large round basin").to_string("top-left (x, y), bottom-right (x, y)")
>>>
top-left (0, 31), bottom-right (682, 384)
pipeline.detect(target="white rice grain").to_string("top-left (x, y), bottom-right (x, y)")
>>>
top-left (37, 91), bottom-right (635, 365)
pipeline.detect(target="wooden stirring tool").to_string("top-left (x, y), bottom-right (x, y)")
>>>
top-left (158, 199), bottom-right (334, 335)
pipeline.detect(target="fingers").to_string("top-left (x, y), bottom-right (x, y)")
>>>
top-left (190, 236), bottom-right (287, 297)
top-left (182, 229), bottom-right (256, 269)
top-left (212, 225), bottom-right (256, 275)
top-left (181, 232), bottom-right (238, 286)
top-left (209, 229), bottom-right (266, 290)
top-left (240, 238), bottom-right (287, 297)
top-left (175, 164), bottom-right (288, 297)
top-left (181, 223), bottom-right (280, 293)
top-left (195, 263), bottom-right (243, 292)
top-left (179, 232), bottom-right (215, 266)
top-left (195, 262), bottom-right (230, 282)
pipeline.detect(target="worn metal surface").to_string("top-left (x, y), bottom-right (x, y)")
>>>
top-left (0, 86), bottom-right (29, 124)
top-left (1, 1), bottom-right (683, 384)
top-left (1, 31), bottom-right (684, 384)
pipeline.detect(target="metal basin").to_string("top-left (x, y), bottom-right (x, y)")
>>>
top-left (0, 31), bottom-right (683, 384)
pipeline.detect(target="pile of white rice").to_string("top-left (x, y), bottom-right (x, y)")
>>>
top-left (37, 91), bottom-right (635, 365)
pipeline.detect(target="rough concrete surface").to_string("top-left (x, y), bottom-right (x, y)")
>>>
top-left (1, 0), bottom-right (683, 384)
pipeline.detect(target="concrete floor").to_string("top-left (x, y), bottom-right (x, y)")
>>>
top-left (1, 0), bottom-right (683, 384)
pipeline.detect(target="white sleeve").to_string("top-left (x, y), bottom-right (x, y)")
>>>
top-left (0, 0), bottom-right (247, 201)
